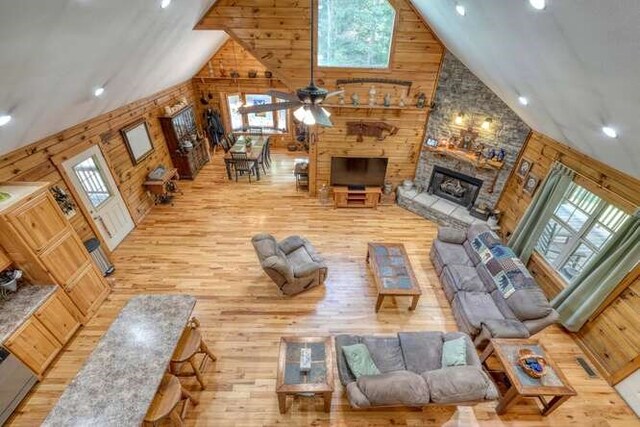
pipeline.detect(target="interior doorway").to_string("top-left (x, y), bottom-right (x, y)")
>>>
top-left (62, 145), bottom-right (134, 250)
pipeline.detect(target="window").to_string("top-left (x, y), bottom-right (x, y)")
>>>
top-left (72, 156), bottom-right (112, 208)
top-left (225, 93), bottom-right (289, 132)
top-left (535, 182), bottom-right (629, 283)
top-left (245, 94), bottom-right (275, 128)
top-left (227, 94), bottom-right (244, 131)
top-left (317, 0), bottom-right (396, 68)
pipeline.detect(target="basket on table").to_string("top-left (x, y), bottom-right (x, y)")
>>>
top-left (517, 348), bottom-right (547, 378)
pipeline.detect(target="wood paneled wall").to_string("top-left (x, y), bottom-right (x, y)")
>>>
top-left (0, 81), bottom-right (197, 242)
top-left (196, 0), bottom-right (445, 192)
top-left (497, 131), bottom-right (640, 238)
top-left (192, 40), bottom-right (292, 147)
top-left (496, 131), bottom-right (640, 384)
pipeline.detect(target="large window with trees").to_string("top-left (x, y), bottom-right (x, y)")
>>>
top-left (534, 182), bottom-right (629, 283)
top-left (226, 93), bottom-right (289, 132)
top-left (317, 0), bottom-right (396, 68)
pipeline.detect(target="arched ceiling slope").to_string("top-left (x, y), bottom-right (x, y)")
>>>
top-left (412, 0), bottom-right (640, 179)
top-left (0, 0), bottom-right (227, 156)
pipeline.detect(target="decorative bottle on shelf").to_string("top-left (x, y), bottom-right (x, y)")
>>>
top-left (383, 93), bottom-right (391, 107)
top-left (368, 85), bottom-right (377, 106)
top-left (351, 93), bottom-right (360, 106)
top-left (398, 96), bottom-right (406, 107)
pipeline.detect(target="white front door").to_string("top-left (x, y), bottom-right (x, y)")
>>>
top-left (62, 145), bottom-right (134, 250)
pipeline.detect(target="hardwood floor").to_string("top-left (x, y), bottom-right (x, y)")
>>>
top-left (8, 149), bottom-right (638, 426)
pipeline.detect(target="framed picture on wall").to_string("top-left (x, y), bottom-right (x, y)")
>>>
top-left (121, 120), bottom-right (154, 165)
top-left (522, 173), bottom-right (540, 196)
top-left (516, 158), bottom-right (533, 179)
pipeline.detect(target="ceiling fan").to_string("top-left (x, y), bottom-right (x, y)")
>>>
top-left (237, 0), bottom-right (343, 127)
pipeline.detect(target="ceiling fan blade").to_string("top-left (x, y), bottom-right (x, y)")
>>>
top-left (311, 105), bottom-right (333, 127)
top-left (324, 89), bottom-right (345, 100)
top-left (239, 100), bottom-right (302, 114)
top-left (265, 90), bottom-right (300, 102)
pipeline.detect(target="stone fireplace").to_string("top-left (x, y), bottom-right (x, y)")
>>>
top-left (427, 166), bottom-right (482, 209)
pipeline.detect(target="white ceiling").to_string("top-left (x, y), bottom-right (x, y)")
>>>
top-left (412, 0), bottom-right (640, 179)
top-left (0, 0), bottom-right (226, 156)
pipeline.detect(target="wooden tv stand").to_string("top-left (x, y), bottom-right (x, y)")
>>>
top-left (332, 186), bottom-right (382, 209)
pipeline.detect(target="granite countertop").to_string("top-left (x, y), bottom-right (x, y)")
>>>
top-left (0, 284), bottom-right (58, 344)
top-left (43, 294), bottom-right (196, 427)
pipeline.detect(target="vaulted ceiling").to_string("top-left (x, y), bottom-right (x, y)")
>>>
top-left (412, 0), bottom-right (640, 179)
top-left (0, 0), bottom-right (226, 156)
top-left (1, 0), bottom-right (638, 180)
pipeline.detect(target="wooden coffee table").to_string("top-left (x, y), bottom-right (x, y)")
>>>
top-left (276, 336), bottom-right (334, 414)
top-left (366, 242), bottom-right (422, 312)
top-left (481, 338), bottom-right (576, 416)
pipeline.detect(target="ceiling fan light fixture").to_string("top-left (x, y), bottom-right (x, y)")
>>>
top-left (294, 106), bottom-right (306, 122)
top-left (303, 109), bottom-right (316, 126)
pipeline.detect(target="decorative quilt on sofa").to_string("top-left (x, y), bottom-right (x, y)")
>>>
top-left (471, 231), bottom-right (536, 299)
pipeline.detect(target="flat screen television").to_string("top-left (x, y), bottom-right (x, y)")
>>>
top-left (330, 157), bottom-right (388, 187)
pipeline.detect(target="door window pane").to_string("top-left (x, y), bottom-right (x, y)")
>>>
top-left (227, 95), bottom-right (244, 131)
top-left (245, 94), bottom-right (274, 128)
top-left (73, 156), bottom-right (112, 208)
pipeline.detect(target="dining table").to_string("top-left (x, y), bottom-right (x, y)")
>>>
top-left (42, 294), bottom-right (196, 427)
top-left (224, 135), bottom-right (267, 181)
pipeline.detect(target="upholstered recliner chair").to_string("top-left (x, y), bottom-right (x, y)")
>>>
top-left (251, 234), bottom-right (327, 296)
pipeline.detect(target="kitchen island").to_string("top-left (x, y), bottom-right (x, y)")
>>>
top-left (42, 294), bottom-right (196, 426)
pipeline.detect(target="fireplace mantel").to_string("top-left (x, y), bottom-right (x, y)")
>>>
top-left (424, 146), bottom-right (504, 171)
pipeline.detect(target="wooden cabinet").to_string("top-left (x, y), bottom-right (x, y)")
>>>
top-left (333, 186), bottom-right (382, 208)
top-left (40, 231), bottom-right (90, 286)
top-left (159, 105), bottom-right (209, 180)
top-left (0, 182), bottom-right (110, 323)
top-left (35, 290), bottom-right (81, 345)
top-left (5, 316), bottom-right (62, 377)
top-left (0, 247), bottom-right (11, 271)
top-left (7, 192), bottom-right (67, 252)
top-left (65, 264), bottom-right (109, 316)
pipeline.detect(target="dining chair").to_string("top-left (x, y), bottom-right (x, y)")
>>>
top-left (230, 152), bottom-right (256, 182)
top-left (256, 140), bottom-right (270, 175)
top-left (264, 137), bottom-right (272, 167)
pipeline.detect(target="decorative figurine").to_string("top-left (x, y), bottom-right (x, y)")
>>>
top-left (264, 70), bottom-right (273, 78)
top-left (383, 93), bottom-right (391, 107)
top-left (497, 148), bottom-right (506, 161)
top-left (368, 85), bottom-right (377, 106)
top-left (398, 96), bottom-right (406, 107)
top-left (338, 90), bottom-right (345, 105)
top-left (351, 92), bottom-right (360, 106)
top-left (416, 92), bottom-right (427, 109)
top-left (248, 69), bottom-right (258, 78)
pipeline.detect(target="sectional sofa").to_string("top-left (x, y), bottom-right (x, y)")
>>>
top-left (430, 224), bottom-right (558, 349)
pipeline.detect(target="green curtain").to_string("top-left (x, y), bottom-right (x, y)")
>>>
top-left (552, 211), bottom-right (640, 332)
top-left (508, 162), bottom-right (575, 263)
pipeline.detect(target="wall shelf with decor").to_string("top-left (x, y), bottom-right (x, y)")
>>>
top-left (196, 77), bottom-right (276, 83)
top-left (323, 104), bottom-right (424, 112)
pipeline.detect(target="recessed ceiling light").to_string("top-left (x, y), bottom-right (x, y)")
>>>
top-left (94, 87), bottom-right (105, 97)
top-left (160, 0), bottom-right (171, 8)
top-left (602, 127), bottom-right (618, 138)
top-left (0, 115), bottom-right (11, 127)
top-left (456, 4), bottom-right (466, 16)
top-left (518, 96), bottom-right (529, 106)
top-left (529, 0), bottom-right (546, 10)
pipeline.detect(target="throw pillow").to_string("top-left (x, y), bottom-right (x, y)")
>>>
top-left (441, 337), bottom-right (467, 367)
top-left (342, 343), bottom-right (381, 378)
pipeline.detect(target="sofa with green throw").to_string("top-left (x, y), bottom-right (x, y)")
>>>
top-left (430, 223), bottom-right (558, 349)
top-left (251, 233), bottom-right (327, 296)
top-left (335, 332), bottom-right (498, 408)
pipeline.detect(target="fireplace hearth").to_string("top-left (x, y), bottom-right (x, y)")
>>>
top-left (427, 166), bottom-right (482, 208)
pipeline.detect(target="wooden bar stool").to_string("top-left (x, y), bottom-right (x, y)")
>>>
top-left (170, 317), bottom-right (217, 389)
top-left (144, 374), bottom-right (198, 426)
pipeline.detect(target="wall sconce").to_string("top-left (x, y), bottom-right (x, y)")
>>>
top-left (454, 112), bottom-right (464, 125)
top-left (481, 118), bottom-right (493, 130)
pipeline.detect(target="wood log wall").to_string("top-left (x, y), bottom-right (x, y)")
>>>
top-left (496, 131), bottom-right (640, 385)
top-left (196, 0), bottom-right (445, 192)
top-left (0, 81), bottom-right (197, 242)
